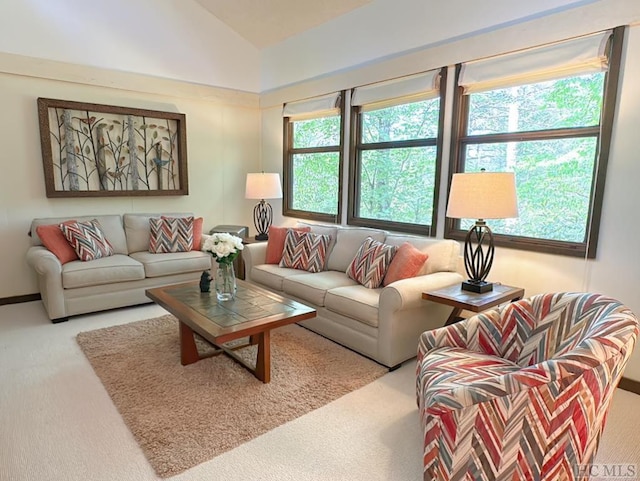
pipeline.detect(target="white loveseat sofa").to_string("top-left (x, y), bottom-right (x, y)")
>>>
top-left (26, 213), bottom-right (212, 322)
top-left (243, 224), bottom-right (463, 368)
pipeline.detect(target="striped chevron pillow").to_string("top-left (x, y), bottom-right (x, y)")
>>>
top-left (149, 217), bottom-right (194, 253)
top-left (347, 237), bottom-right (397, 289)
top-left (279, 230), bottom-right (331, 273)
top-left (60, 219), bottom-right (114, 262)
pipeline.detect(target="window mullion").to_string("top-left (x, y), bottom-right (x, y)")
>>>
top-left (358, 138), bottom-right (437, 151)
top-left (460, 125), bottom-right (601, 145)
top-left (290, 145), bottom-right (341, 155)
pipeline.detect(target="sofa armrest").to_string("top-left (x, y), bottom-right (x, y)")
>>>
top-left (26, 246), bottom-right (62, 276)
top-left (242, 242), bottom-right (268, 282)
top-left (380, 272), bottom-right (463, 312)
top-left (26, 246), bottom-right (66, 320)
top-left (375, 272), bottom-right (463, 367)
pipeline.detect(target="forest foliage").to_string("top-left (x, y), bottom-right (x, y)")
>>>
top-left (289, 72), bottom-right (605, 243)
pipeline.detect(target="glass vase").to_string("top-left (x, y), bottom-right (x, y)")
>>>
top-left (215, 261), bottom-right (236, 302)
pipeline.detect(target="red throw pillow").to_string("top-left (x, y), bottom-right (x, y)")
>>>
top-left (265, 226), bottom-right (311, 264)
top-left (35, 222), bottom-right (79, 264)
top-left (382, 242), bottom-right (429, 286)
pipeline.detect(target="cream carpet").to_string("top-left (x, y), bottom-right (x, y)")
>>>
top-left (76, 315), bottom-right (388, 478)
top-left (1, 301), bottom-right (639, 481)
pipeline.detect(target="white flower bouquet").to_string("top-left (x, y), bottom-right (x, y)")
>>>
top-left (202, 232), bottom-right (244, 264)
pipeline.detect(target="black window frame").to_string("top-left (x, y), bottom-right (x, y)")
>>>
top-left (282, 91), bottom-right (346, 224)
top-left (347, 67), bottom-right (448, 236)
top-left (446, 27), bottom-right (624, 259)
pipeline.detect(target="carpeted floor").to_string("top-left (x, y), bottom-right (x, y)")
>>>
top-left (1, 302), bottom-right (639, 481)
top-left (76, 315), bottom-right (388, 478)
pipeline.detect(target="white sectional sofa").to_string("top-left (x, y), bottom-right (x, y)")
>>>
top-left (243, 224), bottom-right (463, 368)
top-left (26, 213), bottom-right (212, 322)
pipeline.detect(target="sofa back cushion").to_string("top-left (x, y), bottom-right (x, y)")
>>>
top-left (124, 213), bottom-right (193, 254)
top-left (327, 227), bottom-right (386, 272)
top-left (31, 214), bottom-right (128, 255)
top-left (384, 235), bottom-right (460, 274)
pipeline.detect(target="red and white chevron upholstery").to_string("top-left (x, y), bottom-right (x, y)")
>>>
top-left (60, 219), bottom-right (114, 261)
top-left (149, 216), bottom-right (194, 253)
top-left (417, 292), bottom-right (638, 481)
top-left (347, 237), bottom-right (397, 288)
top-left (279, 230), bottom-right (331, 273)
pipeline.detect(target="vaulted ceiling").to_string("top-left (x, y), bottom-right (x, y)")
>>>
top-left (194, 0), bottom-right (372, 48)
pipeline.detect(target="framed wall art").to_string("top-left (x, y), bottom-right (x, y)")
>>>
top-left (37, 98), bottom-right (189, 197)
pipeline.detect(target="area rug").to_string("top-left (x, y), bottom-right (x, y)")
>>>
top-left (76, 315), bottom-right (388, 478)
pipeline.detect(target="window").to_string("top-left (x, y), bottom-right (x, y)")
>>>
top-left (447, 28), bottom-right (623, 258)
top-left (348, 69), bottom-right (446, 235)
top-left (283, 92), bottom-right (345, 222)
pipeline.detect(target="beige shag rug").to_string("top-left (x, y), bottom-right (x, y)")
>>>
top-left (76, 315), bottom-right (388, 478)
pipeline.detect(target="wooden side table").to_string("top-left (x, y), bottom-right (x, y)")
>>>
top-left (422, 283), bottom-right (525, 325)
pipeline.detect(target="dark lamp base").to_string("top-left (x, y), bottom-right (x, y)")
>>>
top-left (255, 233), bottom-right (268, 241)
top-left (462, 280), bottom-right (493, 293)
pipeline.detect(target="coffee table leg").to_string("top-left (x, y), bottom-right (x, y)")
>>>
top-left (179, 321), bottom-right (200, 365)
top-left (255, 330), bottom-right (271, 383)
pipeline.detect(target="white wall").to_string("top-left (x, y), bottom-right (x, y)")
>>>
top-left (260, 3), bottom-right (640, 380)
top-left (260, 0), bottom-right (597, 91)
top-left (0, 0), bottom-right (260, 92)
top-left (1, 57), bottom-right (260, 300)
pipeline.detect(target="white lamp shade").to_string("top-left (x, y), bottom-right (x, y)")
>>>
top-left (447, 172), bottom-right (518, 220)
top-left (245, 173), bottom-right (283, 200)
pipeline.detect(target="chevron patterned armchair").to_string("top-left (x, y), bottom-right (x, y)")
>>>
top-left (416, 292), bottom-right (638, 481)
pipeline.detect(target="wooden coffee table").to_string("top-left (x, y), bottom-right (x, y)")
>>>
top-left (146, 279), bottom-right (316, 383)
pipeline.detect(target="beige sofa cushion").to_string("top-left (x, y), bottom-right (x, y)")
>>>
top-left (327, 227), bottom-right (386, 272)
top-left (62, 254), bottom-right (144, 289)
top-left (124, 213), bottom-right (193, 254)
top-left (129, 251), bottom-right (211, 278)
top-left (251, 264), bottom-right (308, 291)
top-left (324, 285), bottom-right (381, 328)
top-left (283, 271), bottom-right (357, 307)
top-left (31, 214), bottom-right (128, 255)
top-left (384, 235), bottom-right (459, 274)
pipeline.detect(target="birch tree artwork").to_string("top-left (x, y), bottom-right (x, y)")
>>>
top-left (37, 98), bottom-right (188, 198)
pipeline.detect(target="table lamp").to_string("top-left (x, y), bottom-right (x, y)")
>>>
top-left (245, 173), bottom-right (283, 241)
top-left (446, 170), bottom-right (518, 293)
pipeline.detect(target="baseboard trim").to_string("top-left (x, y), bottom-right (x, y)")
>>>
top-left (619, 377), bottom-right (640, 395)
top-left (0, 293), bottom-right (41, 306)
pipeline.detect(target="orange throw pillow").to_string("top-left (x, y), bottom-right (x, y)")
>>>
top-left (265, 226), bottom-right (311, 264)
top-left (192, 217), bottom-right (203, 250)
top-left (382, 242), bottom-right (429, 286)
top-left (36, 222), bottom-right (79, 264)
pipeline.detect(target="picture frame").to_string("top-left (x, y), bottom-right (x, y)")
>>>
top-left (37, 98), bottom-right (189, 197)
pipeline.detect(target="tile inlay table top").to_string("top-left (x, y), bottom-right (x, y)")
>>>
top-left (146, 280), bottom-right (317, 383)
